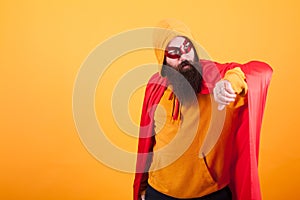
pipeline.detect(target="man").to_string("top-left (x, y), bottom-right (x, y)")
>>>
top-left (134, 19), bottom-right (272, 200)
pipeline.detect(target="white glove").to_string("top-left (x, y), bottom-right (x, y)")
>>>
top-left (213, 80), bottom-right (237, 110)
top-left (141, 194), bottom-right (145, 200)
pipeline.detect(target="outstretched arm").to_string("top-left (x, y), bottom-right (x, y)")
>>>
top-left (213, 67), bottom-right (248, 110)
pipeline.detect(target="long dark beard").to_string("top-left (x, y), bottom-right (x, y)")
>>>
top-left (162, 60), bottom-right (202, 103)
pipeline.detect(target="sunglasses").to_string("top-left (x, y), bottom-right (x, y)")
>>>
top-left (165, 39), bottom-right (193, 59)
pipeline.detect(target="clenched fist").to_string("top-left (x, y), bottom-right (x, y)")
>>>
top-left (213, 80), bottom-right (237, 110)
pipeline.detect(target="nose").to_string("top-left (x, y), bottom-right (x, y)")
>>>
top-left (178, 45), bottom-right (190, 62)
top-left (179, 53), bottom-right (189, 62)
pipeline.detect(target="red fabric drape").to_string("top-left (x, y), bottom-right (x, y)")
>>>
top-left (133, 60), bottom-right (272, 200)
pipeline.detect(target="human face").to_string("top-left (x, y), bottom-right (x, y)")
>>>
top-left (165, 36), bottom-right (195, 70)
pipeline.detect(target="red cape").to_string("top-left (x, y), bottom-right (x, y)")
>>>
top-left (133, 60), bottom-right (272, 200)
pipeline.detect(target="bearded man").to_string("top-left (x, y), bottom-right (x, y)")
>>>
top-left (133, 19), bottom-right (272, 200)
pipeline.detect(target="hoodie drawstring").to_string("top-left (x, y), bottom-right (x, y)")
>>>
top-left (168, 92), bottom-right (180, 121)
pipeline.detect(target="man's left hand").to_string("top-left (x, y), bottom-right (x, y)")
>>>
top-left (213, 80), bottom-right (237, 110)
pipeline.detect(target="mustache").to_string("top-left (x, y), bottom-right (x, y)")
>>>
top-left (177, 60), bottom-right (194, 72)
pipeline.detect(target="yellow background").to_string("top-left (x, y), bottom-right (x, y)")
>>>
top-left (1, 0), bottom-right (299, 199)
